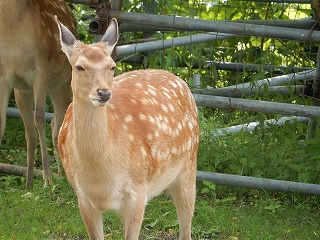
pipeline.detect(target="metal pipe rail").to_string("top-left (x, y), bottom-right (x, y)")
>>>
top-left (116, 32), bottom-right (237, 59)
top-left (194, 94), bottom-right (320, 118)
top-left (109, 11), bottom-right (320, 42)
top-left (197, 171), bottom-right (320, 196)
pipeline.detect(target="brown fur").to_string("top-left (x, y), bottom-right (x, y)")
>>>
top-left (57, 19), bottom-right (199, 240)
top-left (0, 0), bottom-right (77, 189)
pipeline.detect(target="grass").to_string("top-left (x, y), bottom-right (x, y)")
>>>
top-left (1, 117), bottom-right (320, 239)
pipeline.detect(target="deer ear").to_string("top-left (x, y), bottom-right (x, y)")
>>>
top-left (55, 15), bottom-right (76, 59)
top-left (101, 18), bottom-right (119, 53)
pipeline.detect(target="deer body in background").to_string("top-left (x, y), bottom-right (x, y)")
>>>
top-left (0, 0), bottom-right (77, 189)
top-left (57, 18), bottom-right (199, 240)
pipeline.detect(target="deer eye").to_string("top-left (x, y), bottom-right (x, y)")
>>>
top-left (75, 65), bottom-right (84, 71)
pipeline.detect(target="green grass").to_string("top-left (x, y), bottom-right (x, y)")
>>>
top-left (1, 117), bottom-right (320, 239)
top-left (0, 176), bottom-right (319, 239)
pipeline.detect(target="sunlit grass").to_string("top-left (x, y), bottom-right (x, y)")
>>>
top-left (1, 117), bottom-right (319, 239)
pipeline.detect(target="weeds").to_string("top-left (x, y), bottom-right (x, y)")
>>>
top-left (1, 114), bottom-right (320, 239)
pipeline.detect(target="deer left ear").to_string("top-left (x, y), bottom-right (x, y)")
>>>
top-left (101, 18), bottom-right (119, 53)
top-left (55, 15), bottom-right (76, 59)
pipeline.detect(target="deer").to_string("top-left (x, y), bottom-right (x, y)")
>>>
top-left (56, 17), bottom-right (199, 240)
top-left (0, 0), bottom-right (77, 189)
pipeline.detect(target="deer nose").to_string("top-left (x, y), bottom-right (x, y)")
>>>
top-left (97, 89), bottom-right (111, 102)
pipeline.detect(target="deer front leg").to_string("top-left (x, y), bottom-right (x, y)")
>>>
top-left (118, 193), bottom-right (146, 240)
top-left (14, 89), bottom-right (38, 189)
top-left (78, 196), bottom-right (104, 240)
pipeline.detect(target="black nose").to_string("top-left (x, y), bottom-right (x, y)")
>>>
top-left (97, 89), bottom-right (111, 102)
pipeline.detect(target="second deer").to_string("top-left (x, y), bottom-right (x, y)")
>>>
top-left (0, 0), bottom-right (77, 189)
top-left (57, 18), bottom-right (199, 240)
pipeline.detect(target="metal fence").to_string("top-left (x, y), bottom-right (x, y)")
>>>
top-left (58, 0), bottom-right (320, 195)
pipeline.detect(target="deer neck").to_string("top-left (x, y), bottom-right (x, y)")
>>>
top-left (72, 99), bottom-right (112, 164)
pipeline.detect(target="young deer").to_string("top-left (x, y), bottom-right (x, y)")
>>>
top-left (0, 0), bottom-right (77, 189)
top-left (57, 18), bottom-right (199, 240)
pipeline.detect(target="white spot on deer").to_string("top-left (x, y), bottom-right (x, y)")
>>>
top-left (130, 98), bottom-right (137, 104)
top-left (135, 82), bottom-right (142, 88)
top-left (151, 98), bottom-right (159, 105)
top-left (174, 129), bottom-right (180, 137)
top-left (139, 113), bottom-right (147, 121)
top-left (154, 130), bottom-right (160, 137)
top-left (160, 104), bottom-right (168, 113)
top-left (148, 115), bottom-right (155, 124)
top-left (171, 89), bottom-right (178, 98)
top-left (140, 147), bottom-right (147, 158)
top-left (168, 103), bottom-right (175, 112)
top-left (147, 133), bottom-right (153, 141)
top-left (141, 98), bottom-right (149, 105)
top-left (176, 79), bottom-right (184, 89)
top-left (171, 147), bottom-right (178, 154)
top-left (151, 146), bottom-right (157, 157)
top-left (125, 115), bottom-right (133, 122)
top-left (147, 88), bottom-right (157, 96)
top-left (188, 121), bottom-right (194, 130)
top-left (161, 122), bottom-right (169, 132)
top-left (147, 84), bottom-right (156, 90)
top-left (187, 138), bottom-right (192, 150)
top-left (164, 116), bottom-right (169, 124)
top-left (129, 134), bottom-right (134, 141)
top-left (122, 124), bottom-right (128, 130)
top-left (141, 98), bottom-right (158, 106)
top-left (170, 81), bottom-right (178, 88)
top-left (161, 86), bottom-right (169, 92)
top-left (163, 91), bottom-right (172, 99)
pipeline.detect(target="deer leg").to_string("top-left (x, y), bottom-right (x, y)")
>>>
top-left (33, 72), bottom-right (51, 186)
top-left (168, 165), bottom-right (196, 240)
top-left (78, 197), bottom-right (104, 240)
top-left (118, 193), bottom-right (146, 240)
top-left (0, 83), bottom-right (10, 143)
top-left (14, 89), bottom-right (38, 189)
top-left (49, 81), bottom-right (71, 175)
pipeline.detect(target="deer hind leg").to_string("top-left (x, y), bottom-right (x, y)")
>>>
top-left (78, 197), bottom-right (104, 240)
top-left (0, 83), bottom-right (10, 143)
top-left (14, 89), bottom-right (38, 189)
top-left (49, 81), bottom-right (71, 175)
top-left (167, 164), bottom-right (197, 240)
top-left (32, 72), bottom-right (51, 187)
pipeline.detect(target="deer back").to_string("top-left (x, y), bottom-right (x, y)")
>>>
top-left (0, 0), bottom-right (76, 89)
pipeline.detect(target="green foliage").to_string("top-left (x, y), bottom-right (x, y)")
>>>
top-left (198, 109), bottom-right (320, 184)
top-left (71, 3), bottom-right (95, 43)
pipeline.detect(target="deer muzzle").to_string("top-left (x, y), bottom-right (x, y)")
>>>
top-left (91, 89), bottom-right (112, 107)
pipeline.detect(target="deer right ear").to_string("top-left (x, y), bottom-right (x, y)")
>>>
top-left (55, 15), bottom-right (76, 59)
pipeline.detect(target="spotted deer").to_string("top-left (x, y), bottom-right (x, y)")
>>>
top-left (0, 0), bottom-right (77, 189)
top-left (57, 17), bottom-right (199, 240)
